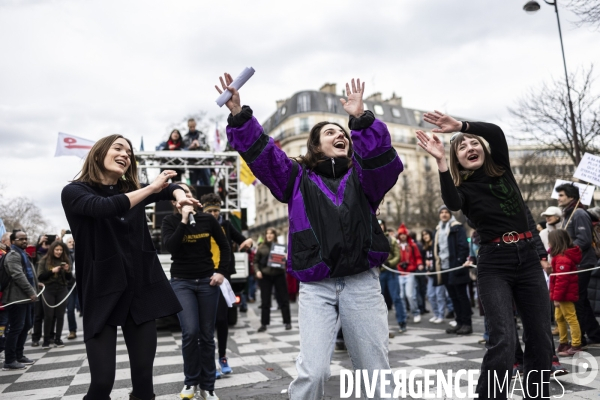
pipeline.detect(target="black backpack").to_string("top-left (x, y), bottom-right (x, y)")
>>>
top-left (0, 250), bottom-right (13, 292)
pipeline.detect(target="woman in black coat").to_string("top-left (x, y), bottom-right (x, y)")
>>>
top-left (61, 134), bottom-right (197, 400)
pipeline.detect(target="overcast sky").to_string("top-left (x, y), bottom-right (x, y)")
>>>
top-left (1, 0), bottom-right (599, 232)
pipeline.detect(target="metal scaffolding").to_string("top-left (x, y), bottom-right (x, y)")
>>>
top-left (135, 151), bottom-right (241, 229)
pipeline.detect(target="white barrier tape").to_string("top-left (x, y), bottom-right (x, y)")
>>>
top-left (2, 285), bottom-right (46, 308)
top-left (549, 264), bottom-right (600, 276)
top-left (380, 263), bottom-right (600, 277)
top-left (41, 283), bottom-right (77, 309)
top-left (380, 264), bottom-right (470, 276)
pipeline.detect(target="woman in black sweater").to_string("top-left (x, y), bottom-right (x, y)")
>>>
top-left (61, 134), bottom-right (196, 400)
top-left (36, 241), bottom-right (72, 348)
top-left (416, 112), bottom-right (553, 399)
top-left (161, 183), bottom-right (231, 400)
top-left (253, 227), bottom-right (291, 333)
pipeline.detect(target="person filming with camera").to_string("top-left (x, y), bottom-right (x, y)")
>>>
top-left (36, 241), bottom-right (72, 348)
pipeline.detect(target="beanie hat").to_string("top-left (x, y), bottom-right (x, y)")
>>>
top-left (397, 223), bottom-right (409, 236)
top-left (438, 205), bottom-right (451, 214)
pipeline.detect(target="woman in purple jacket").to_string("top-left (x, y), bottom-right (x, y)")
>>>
top-left (216, 74), bottom-right (403, 400)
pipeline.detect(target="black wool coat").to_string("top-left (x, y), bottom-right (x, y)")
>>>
top-left (61, 181), bottom-right (184, 342)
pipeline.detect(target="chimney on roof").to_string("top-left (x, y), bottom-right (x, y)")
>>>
top-left (386, 92), bottom-right (402, 106)
top-left (319, 83), bottom-right (337, 94)
top-left (276, 99), bottom-right (287, 109)
top-left (366, 92), bottom-right (382, 102)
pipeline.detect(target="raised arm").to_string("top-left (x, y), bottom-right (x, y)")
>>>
top-left (217, 73), bottom-right (298, 203)
top-left (341, 79), bottom-right (403, 211)
top-left (415, 130), bottom-right (464, 211)
top-left (423, 111), bottom-right (510, 169)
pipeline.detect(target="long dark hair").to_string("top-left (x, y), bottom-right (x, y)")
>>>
top-left (73, 134), bottom-right (140, 193)
top-left (449, 133), bottom-right (504, 186)
top-left (421, 229), bottom-right (434, 250)
top-left (548, 229), bottom-right (573, 257)
top-left (169, 129), bottom-right (182, 143)
top-left (40, 241), bottom-right (71, 268)
top-left (295, 121), bottom-right (353, 170)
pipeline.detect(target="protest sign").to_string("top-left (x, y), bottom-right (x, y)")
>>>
top-left (267, 243), bottom-right (287, 269)
top-left (573, 153), bottom-right (600, 187)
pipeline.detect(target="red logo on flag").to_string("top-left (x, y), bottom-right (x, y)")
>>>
top-left (64, 137), bottom-right (93, 150)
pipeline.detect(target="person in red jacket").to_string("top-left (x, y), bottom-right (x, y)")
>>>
top-left (548, 229), bottom-right (582, 356)
top-left (397, 224), bottom-right (423, 323)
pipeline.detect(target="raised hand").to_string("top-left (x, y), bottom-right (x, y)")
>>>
top-left (151, 170), bottom-right (178, 193)
top-left (340, 78), bottom-right (365, 118)
top-left (423, 110), bottom-right (462, 133)
top-left (215, 73), bottom-right (242, 116)
top-left (416, 130), bottom-right (446, 161)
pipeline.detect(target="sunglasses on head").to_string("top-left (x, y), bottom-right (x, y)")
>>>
top-left (450, 132), bottom-right (461, 143)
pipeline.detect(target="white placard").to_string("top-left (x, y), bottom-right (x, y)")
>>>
top-left (215, 67), bottom-right (255, 107)
top-left (551, 179), bottom-right (596, 206)
top-left (573, 153), bottom-right (600, 187)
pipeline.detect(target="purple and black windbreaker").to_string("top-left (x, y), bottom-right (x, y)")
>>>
top-left (227, 106), bottom-right (404, 282)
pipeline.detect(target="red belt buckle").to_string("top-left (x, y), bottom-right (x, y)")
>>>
top-left (502, 231), bottom-right (520, 244)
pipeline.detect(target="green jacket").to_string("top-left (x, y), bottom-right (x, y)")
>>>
top-left (381, 234), bottom-right (400, 270)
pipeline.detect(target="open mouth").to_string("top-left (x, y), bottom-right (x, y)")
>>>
top-left (115, 159), bottom-right (127, 167)
top-left (467, 154), bottom-right (479, 162)
top-left (333, 141), bottom-right (346, 149)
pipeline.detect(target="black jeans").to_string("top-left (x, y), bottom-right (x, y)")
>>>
top-left (85, 314), bottom-right (157, 400)
top-left (445, 283), bottom-right (472, 326)
top-left (416, 275), bottom-right (428, 313)
top-left (42, 284), bottom-right (68, 342)
top-left (5, 303), bottom-right (33, 364)
top-left (31, 300), bottom-right (44, 342)
top-left (258, 273), bottom-right (291, 326)
top-left (476, 240), bottom-right (553, 399)
top-left (575, 267), bottom-right (600, 343)
top-left (66, 286), bottom-right (78, 332)
top-left (215, 290), bottom-right (229, 358)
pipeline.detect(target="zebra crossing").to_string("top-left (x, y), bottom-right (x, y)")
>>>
top-left (0, 305), bottom-right (599, 399)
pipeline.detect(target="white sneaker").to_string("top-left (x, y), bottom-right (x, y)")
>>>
top-left (428, 316), bottom-right (437, 322)
top-left (432, 317), bottom-right (443, 324)
top-left (413, 314), bottom-right (421, 323)
top-left (200, 389), bottom-right (219, 400)
top-left (180, 384), bottom-right (196, 399)
top-left (449, 320), bottom-right (457, 327)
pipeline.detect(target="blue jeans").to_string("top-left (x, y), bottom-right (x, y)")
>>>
top-left (379, 269), bottom-right (406, 324)
top-left (398, 274), bottom-right (420, 316)
top-left (445, 287), bottom-right (454, 312)
top-left (5, 303), bottom-right (33, 364)
top-left (248, 275), bottom-right (256, 300)
top-left (66, 286), bottom-right (78, 332)
top-left (288, 269), bottom-right (390, 400)
top-left (171, 277), bottom-right (220, 390)
top-left (426, 277), bottom-right (446, 319)
top-left (475, 240), bottom-right (553, 399)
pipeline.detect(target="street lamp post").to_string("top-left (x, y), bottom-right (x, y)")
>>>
top-left (523, 0), bottom-right (581, 164)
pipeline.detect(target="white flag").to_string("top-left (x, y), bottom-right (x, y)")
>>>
top-left (55, 132), bottom-right (95, 159)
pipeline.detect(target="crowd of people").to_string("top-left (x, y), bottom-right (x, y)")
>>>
top-left (0, 73), bottom-right (599, 400)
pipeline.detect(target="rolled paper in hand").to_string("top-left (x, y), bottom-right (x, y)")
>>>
top-left (215, 67), bottom-right (255, 107)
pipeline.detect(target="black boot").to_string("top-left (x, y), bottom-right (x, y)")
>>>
top-left (446, 324), bottom-right (462, 334)
top-left (456, 325), bottom-right (473, 335)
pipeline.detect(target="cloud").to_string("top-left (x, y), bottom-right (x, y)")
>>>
top-left (1, 0), bottom-right (599, 230)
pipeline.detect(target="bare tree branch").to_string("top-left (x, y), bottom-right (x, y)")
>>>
top-left (567, 0), bottom-right (600, 30)
top-left (0, 193), bottom-right (52, 240)
top-left (509, 65), bottom-right (600, 166)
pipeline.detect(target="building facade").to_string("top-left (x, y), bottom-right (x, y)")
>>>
top-left (249, 83), bottom-right (445, 241)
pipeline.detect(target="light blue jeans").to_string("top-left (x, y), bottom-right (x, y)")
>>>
top-left (398, 274), bottom-right (420, 316)
top-left (288, 269), bottom-right (390, 400)
top-left (426, 276), bottom-right (447, 320)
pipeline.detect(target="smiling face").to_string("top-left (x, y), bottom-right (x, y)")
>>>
top-left (455, 137), bottom-right (485, 170)
top-left (170, 130), bottom-right (181, 142)
top-left (318, 124), bottom-right (349, 158)
top-left (265, 229), bottom-right (276, 243)
top-left (102, 138), bottom-right (132, 183)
